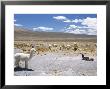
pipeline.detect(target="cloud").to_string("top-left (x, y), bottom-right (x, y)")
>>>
top-left (64, 17), bottom-right (96, 24)
top-left (65, 29), bottom-right (86, 34)
top-left (33, 26), bottom-right (54, 31)
top-left (81, 17), bottom-right (97, 28)
top-left (53, 16), bottom-right (97, 29)
top-left (63, 17), bottom-right (97, 35)
top-left (72, 19), bottom-right (83, 23)
top-left (63, 20), bottom-right (72, 23)
top-left (14, 19), bottom-right (23, 27)
top-left (53, 16), bottom-right (67, 20)
top-left (64, 23), bottom-right (96, 35)
top-left (14, 19), bottom-right (16, 22)
top-left (53, 16), bottom-right (72, 23)
top-left (64, 28), bottom-right (96, 35)
top-left (67, 25), bottom-right (78, 29)
top-left (64, 19), bottom-right (83, 23)
top-left (66, 24), bottom-right (88, 29)
top-left (87, 29), bottom-right (97, 35)
top-left (14, 24), bottom-right (23, 27)
top-left (78, 26), bottom-right (90, 29)
top-left (53, 16), bottom-right (84, 23)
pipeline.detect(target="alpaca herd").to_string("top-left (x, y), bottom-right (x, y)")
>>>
top-left (14, 42), bottom-right (96, 53)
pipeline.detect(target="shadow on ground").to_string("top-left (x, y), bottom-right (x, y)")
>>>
top-left (14, 67), bottom-right (34, 72)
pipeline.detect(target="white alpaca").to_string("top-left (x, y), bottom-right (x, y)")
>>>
top-left (48, 44), bottom-right (52, 51)
top-left (52, 44), bottom-right (58, 47)
top-left (14, 48), bottom-right (36, 69)
top-left (66, 45), bottom-right (71, 50)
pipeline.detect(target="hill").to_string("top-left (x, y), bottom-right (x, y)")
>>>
top-left (14, 27), bottom-right (96, 41)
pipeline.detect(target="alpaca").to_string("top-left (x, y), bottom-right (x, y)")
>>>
top-left (81, 53), bottom-right (94, 61)
top-left (66, 45), bottom-right (71, 50)
top-left (14, 47), bottom-right (36, 69)
top-left (48, 44), bottom-right (52, 51)
top-left (81, 53), bottom-right (89, 60)
top-left (59, 45), bottom-right (62, 50)
top-left (52, 44), bottom-right (58, 47)
top-left (89, 58), bottom-right (94, 61)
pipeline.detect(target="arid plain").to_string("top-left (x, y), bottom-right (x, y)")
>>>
top-left (14, 27), bottom-right (97, 76)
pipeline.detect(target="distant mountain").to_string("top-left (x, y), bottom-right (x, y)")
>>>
top-left (14, 27), bottom-right (96, 41)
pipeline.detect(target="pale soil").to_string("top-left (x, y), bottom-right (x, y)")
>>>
top-left (14, 51), bottom-right (97, 76)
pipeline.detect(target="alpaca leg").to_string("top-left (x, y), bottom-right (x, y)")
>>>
top-left (37, 51), bottom-right (39, 55)
top-left (25, 60), bottom-right (28, 69)
top-left (15, 59), bottom-right (20, 67)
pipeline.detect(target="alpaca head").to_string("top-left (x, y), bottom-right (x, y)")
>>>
top-left (82, 54), bottom-right (84, 58)
top-left (29, 48), bottom-right (36, 59)
top-left (80, 53), bottom-right (84, 58)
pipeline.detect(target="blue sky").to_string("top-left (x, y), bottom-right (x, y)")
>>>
top-left (14, 14), bottom-right (97, 35)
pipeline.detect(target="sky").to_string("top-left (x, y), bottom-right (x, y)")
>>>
top-left (14, 14), bottom-right (97, 35)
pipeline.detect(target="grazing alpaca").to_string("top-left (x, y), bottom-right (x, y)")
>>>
top-left (52, 44), bottom-right (58, 47)
top-left (48, 44), bottom-right (52, 51)
top-left (66, 45), bottom-right (71, 50)
top-left (81, 53), bottom-right (94, 61)
top-left (14, 47), bottom-right (36, 69)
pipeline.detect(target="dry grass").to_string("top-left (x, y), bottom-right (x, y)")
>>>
top-left (14, 40), bottom-right (97, 56)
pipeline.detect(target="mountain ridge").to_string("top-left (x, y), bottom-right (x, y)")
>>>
top-left (14, 26), bottom-right (96, 41)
